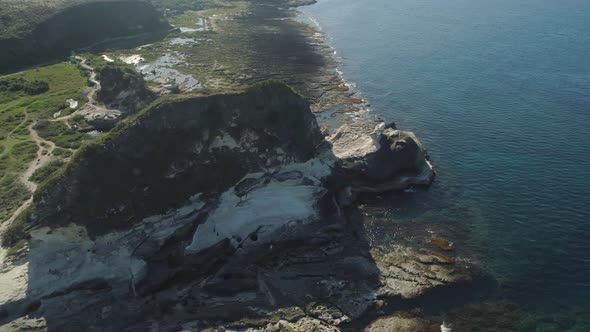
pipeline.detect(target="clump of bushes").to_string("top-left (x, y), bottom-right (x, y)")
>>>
top-left (34, 120), bottom-right (87, 149)
top-left (29, 159), bottom-right (66, 183)
top-left (0, 78), bottom-right (49, 95)
top-left (1, 207), bottom-right (32, 247)
top-left (52, 147), bottom-right (73, 158)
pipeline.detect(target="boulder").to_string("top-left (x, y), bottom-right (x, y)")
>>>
top-left (364, 314), bottom-right (439, 332)
top-left (327, 120), bottom-right (434, 192)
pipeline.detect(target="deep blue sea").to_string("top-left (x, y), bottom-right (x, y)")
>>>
top-left (302, 0), bottom-right (590, 319)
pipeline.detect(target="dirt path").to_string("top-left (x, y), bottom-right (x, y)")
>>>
top-left (2, 123), bottom-right (56, 228)
top-left (78, 56), bottom-right (101, 104)
top-left (1, 56), bottom-right (106, 228)
top-left (49, 57), bottom-right (102, 124)
top-left (21, 123), bottom-right (56, 192)
top-left (67, 56), bottom-right (120, 122)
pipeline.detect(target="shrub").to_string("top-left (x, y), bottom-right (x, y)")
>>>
top-left (1, 207), bottom-right (31, 247)
top-left (0, 78), bottom-right (49, 95)
top-left (29, 159), bottom-right (66, 183)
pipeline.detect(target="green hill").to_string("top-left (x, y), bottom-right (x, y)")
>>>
top-left (0, 0), bottom-right (171, 74)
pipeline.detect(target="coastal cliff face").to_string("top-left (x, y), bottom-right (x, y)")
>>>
top-left (30, 82), bottom-right (323, 236)
top-left (0, 0), bottom-right (171, 73)
top-left (95, 64), bottom-right (157, 113)
top-left (0, 82), bottom-right (489, 332)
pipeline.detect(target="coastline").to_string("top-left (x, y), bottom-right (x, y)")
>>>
top-left (289, 1), bottom-right (590, 330)
top-left (291, 1), bottom-right (505, 328)
top-left (0, 1), bottom-right (493, 331)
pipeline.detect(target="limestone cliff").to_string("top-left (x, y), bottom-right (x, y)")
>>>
top-left (0, 82), bottom-right (487, 332)
top-left (30, 82), bottom-right (323, 236)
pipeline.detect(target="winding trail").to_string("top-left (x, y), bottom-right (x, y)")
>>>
top-left (78, 56), bottom-right (101, 105)
top-left (1, 56), bottom-right (101, 229)
top-left (51, 56), bottom-right (104, 123)
top-left (1, 123), bottom-right (56, 228)
top-left (69, 56), bottom-right (121, 122)
top-left (21, 123), bottom-right (56, 192)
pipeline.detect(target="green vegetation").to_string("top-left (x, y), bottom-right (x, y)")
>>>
top-left (113, 0), bottom-right (252, 92)
top-left (29, 159), bottom-right (66, 183)
top-left (150, 0), bottom-right (242, 16)
top-left (0, 63), bottom-right (87, 222)
top-left (5, 239), bottom-right (27, 257)
top-left (21, 81), bottom-right (317, 240)
top-left (34, 120), bottom-right (88, 149)
top-left (1, 0), bottom-right (172, 73)
top-left (52, 147), bottom-right (74, 158)
top-left (0, 178), bottom-right (30, 225)
top-left (0, 78), bottom-right (49, 95)
top-left (82, 53), bottom-right (111, 69)
top-left (0, 0), bottom-right (96, 39)
top-left (1, 206), bottom-right (31, 247)
top-left (168, 0), bottom-right (248, 27)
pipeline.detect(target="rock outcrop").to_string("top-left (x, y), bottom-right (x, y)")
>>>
top-left (0, 82), bottom-right (484, 331)
top-left (95, 64), bottom-right (156, 113)
top-left (328, 120), bottom-right (434, 193)
top-left (29, 82), bottom-right (323, 236)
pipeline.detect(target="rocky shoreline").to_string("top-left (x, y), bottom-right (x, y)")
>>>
top-left (0, 83), bottom-right (490, 331)
top-left (0, 1), bottom-right (495, 331)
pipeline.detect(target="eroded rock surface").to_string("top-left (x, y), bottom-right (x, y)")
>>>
top-left (0, 83), bottom-right (486, 331)
top-left (96, 64), bottom-right (156, 114)
top-left (328, 120), bottom-right (434, 193)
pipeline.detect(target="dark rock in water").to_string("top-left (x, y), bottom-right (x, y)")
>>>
top-left (327, 120), bottom-right (434, 192)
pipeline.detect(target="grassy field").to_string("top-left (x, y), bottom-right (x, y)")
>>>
top-left (0, 62), bottom-right (87, 222)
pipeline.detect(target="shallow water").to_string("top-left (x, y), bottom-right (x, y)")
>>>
top-left (302, 0), bottom-right (590, 316)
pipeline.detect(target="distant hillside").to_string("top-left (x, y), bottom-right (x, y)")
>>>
top-left (0, 0), bottom-right (171, 74)
top-left (0, 0), bottom-right (93, 39)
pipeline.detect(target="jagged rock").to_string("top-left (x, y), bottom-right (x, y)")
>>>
top-left (363, 314), bottom-right (439, 332)
top-left (373, 245), bottom-right (471, 300)
top-left (0, 317), bottom-right (47, 331)
top-left (327, 120), bottom-right (434, 192)
top-left (96, 64), bottom-right (156, 113)
top-left (79, 105), bottom-right (122, 130)
top-left (0, 83), bottom-right (489, 331)
top-left (306, 303), bottom-right (351, 326)
top-left (185, 159), bottom-right (330, 255)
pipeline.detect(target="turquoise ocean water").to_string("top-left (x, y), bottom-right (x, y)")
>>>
top-left (302, 0), bottom-right (590, 319)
